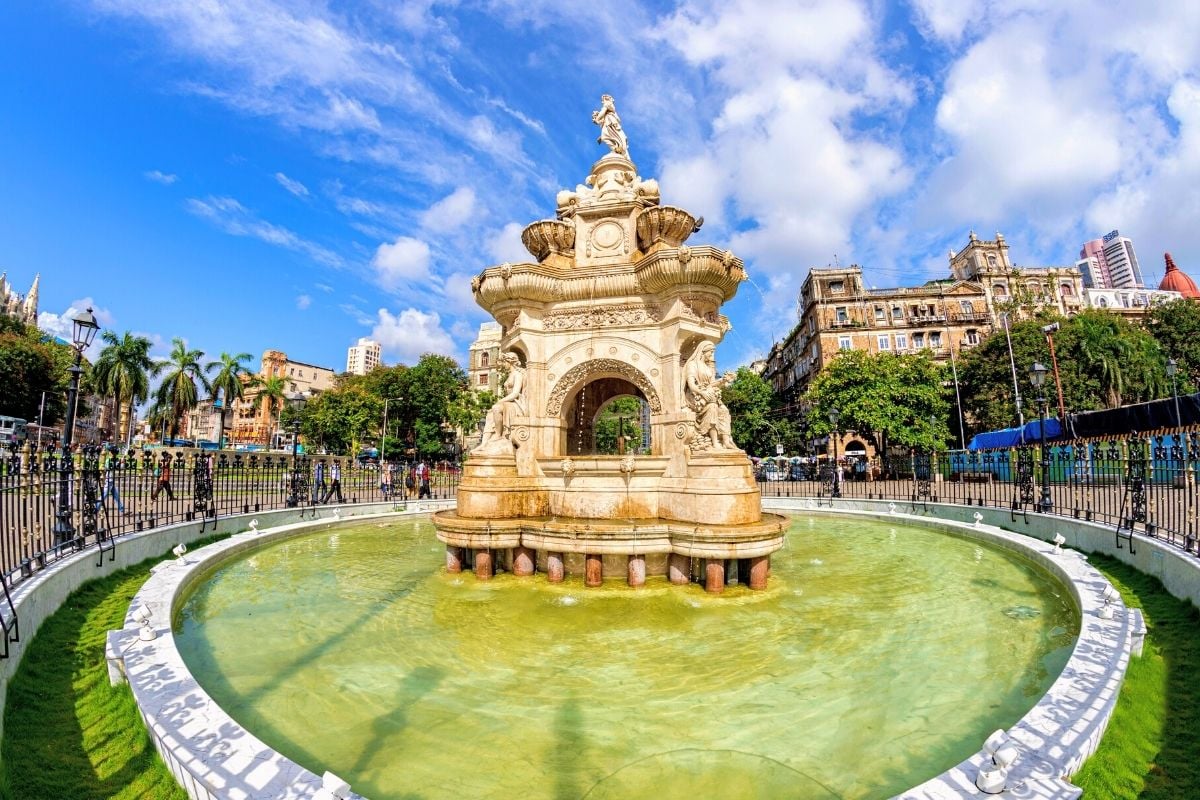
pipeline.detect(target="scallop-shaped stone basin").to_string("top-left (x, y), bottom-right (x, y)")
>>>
top-left (174, 516), bottom-right (1077, 800)
top-left (521, 218), bottom-right (575, 261)
top-left (635, 204), bottom-right (697, 249)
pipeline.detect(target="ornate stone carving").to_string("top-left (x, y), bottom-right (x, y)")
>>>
top-left (521, 219), bottom-right (575, 262)
top-left (547, 359), bottom-right (662, 416)
top-left (473, 352), bottom-right (526, 455)
top-left (590, 220), bottom-right (625, 254)
top-left (499, 262), bottom-right (513, 281)
top-left (682, 342), bottom-right (737, 451)
top-left (560, 457), bottom-right (576, 477)
top-left (591, 94), bottom-right (629, 156)
top-left (619, 456), bottom-right (635, 475)
top-left (679, 295), bottom-right (722, 326)
top-left (677, 245), bottom-right (691, 264)
top-left (636, 206), bottom-right (697, 250)
top-left (543, 304), bottom-right (662, 331)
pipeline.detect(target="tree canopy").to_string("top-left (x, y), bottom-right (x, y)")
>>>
top-left (0, 319), bottom-right (71, 424)
top-left (721, 367), bottom-right (792, 455)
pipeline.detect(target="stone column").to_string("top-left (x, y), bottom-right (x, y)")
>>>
top-left (668, 553), bottom-right (690, 585)
top-left (547, 552), bottom-right (565, 583)
top-left (513, 545), bottom-right (535, 576)
top-left (748, 556), bottom-right (769, 590)
top-left (445, 545), bottom-right (464, 573)
top-left (585, 554), bottom-right (603, 587)
top-left (705, 559), bottom-right (725, 594)
top-left (475, 549), bottom-right (494, 580)
top-left (627, 554), bottom-right (646, 587)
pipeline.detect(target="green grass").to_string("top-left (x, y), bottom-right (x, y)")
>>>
top-left (0, 537), bottom-right (228, 800)
top-left (1, 543), bottom-right (1198, 799)
top-left (1073, 553), bottom-right (1200, 799)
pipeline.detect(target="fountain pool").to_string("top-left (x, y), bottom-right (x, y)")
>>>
top-left (173, 516), bottom-right (1077, 799)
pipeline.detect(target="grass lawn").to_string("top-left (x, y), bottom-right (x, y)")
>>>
top-left (1, 543), bottom-right (1197, 799)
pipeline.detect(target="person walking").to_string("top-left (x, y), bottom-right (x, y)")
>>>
top-left (313, 459), bottom-right (327, 504)
top-left (322, 460), bottom-right (345, 504)
top-left (151, 452), bottom-right (175, 501)
top-left (380, 460), bottom-right (393, 498)
top-left (417, 460), bottom-right (431, 499)
top-left (98, 446), bottom-right (126, 515)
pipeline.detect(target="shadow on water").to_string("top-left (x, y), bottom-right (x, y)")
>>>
top-left (551, 697), bottom-right (586, 800)
top-left (348, 665), bottom-right (446, 779)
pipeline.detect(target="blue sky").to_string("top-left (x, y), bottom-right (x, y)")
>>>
top-left (3, 1), bottom-right (1199, 375)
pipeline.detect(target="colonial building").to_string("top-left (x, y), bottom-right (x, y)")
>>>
top-left (345, 337), bottom-right (381, 375)
top-left (467, 322), bottom-right (502, 392)
top-left (1159, 252), bottom-right (1200, 299)
top-left (231, 350), bottom-right (335, 447)
top-left (0, 272), bottom-right (38, 326)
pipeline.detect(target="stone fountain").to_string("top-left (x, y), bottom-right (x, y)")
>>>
top-left (433, 95), bottom-right (786, 592)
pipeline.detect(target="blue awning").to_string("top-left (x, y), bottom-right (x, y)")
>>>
top-left (967, 417), bottom-right (1064, 450)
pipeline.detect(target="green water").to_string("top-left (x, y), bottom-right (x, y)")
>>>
top-left (175, 516), bottom-right (1077, 800)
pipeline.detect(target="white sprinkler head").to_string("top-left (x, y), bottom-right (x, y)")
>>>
top-left (973, 512), bottom-right (984, 526)
top-left (131, 604), bottom-right (152, 624)
top-left (132, 604), bottom-right (156, 641)
top-left (1052, 532), bottom-right (1066, 554)
top-left (975, 761), bottom-right (1008, 794)
top-left (172, 543), bottom-right (187, 562)
top-left (888, 502), bottom-right (897, 514)
top-left (249, 519), bottom-right (259, 532)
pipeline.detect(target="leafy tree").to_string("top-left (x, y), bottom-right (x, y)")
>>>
top-left (206, 351), bottom-right (253, 448)
top-left (447, 388), bottom-right (495, 453)
top-left (249, 374), bottom-right (289, 442)
top-left (152, 338), bottom-right (210, 441)
top-left (1146, 299), bottom-right (1200, 393)
top-left (721, 367), bottom-right (784, 455)
top-left (0, 322), bottom-right (67, 424)
top-left (804, 350), bottom-right (948, 453)
top-left (957, 317), bottom-right (1052, 435)
top-left (593, 396), bottom-right (643, 454)
top-left (296, 386), bottom-right (382, 455)
top-left (93, 330), bottom-right (153, 446)
top-left (1065, 310), bottom-right (1164, 408)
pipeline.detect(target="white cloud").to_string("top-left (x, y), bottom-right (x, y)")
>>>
top-left (37, 298), bottom-right (116, 360)
top-left (370, 307), bottom-right (457, 362)
top-left (371, 235), bottom-right (431, 287)
top-left (275, 171), bottom-right (309, 197)
top-left (314, 282), bottom-right (334, 293)
top-left (486, 222), bottom-right (528, 264)
top-left (420, 187), bottom-right (478, 233)
top-left (295, 294), bottom-right (312, 310)
top-left (186, 195), bottom-right (344, 268)
top-left (144, 169), bottom-right (178, 185)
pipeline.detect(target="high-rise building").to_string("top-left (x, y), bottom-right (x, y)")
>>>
top-left (346, 337), bottom-right (382, 375)
top-left (1078, 230), bottom-right (1144, 289)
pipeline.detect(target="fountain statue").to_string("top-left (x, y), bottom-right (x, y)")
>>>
top-left (434, 95), bottom-right (786, 592)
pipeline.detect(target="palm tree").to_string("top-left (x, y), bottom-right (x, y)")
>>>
top-left (93, 331), bottom-right (154, 447)
top-left (152, 338), bottom-right (210, 441)
top-left (249, 374), bottom-right (289, 444)
top-left (206, 351), bottom-right (252, 449)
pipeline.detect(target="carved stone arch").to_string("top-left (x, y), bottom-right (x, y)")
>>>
top-left (547, 359), bottom-right (662, 416)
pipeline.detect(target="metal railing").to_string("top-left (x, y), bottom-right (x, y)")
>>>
top-left (758, 432), bottom-right (1200, 553)
top-left (0, 442), bottom-right (461, 629)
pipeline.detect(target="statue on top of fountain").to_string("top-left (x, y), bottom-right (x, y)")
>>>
top-left (473, 352), bottom-right (526, 456)
top-left (556, 94), bottom-right (659, 213)
top-left (683, 342), bottom-right (738, 451)
top-left (591, 94), bottom-right (628, 156)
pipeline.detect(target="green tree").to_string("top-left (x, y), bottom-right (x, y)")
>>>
top-left (152, 338), bottom-right (210, 441)
top-left (249, 374), bottom-right (289, 443)
top-left (0, 322), bottom-right (67, 424)
top-left (593, 396), bottom-right (643, 454)
top-left (206, 351), bottom-right (253, 448)
top-left (957, 317), bottom-right (1051, 435)
top-left (403, 354), bottom-right (468, 457)
top-left (721, 367), bottom-right (783, 455)
top-left (93, 330), bottom-right (154, 446)
top-left (1066, 310), bottom-right (1164, 408)
top-left (804, 350), bottom-right (948, 453)
top-left (1146, 298), bottom-right (1200, 393)
top-left (296, 386), bottom-right (382, 455)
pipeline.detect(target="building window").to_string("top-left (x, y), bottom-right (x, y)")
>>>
top-left (1098, 297), bottom-right (1109, 308)
top-left (891, 304), bottom-right (902, 318)
top-left (930, 332), bottom-right (942, 349)
top-left (479, 373), bottom-right (489, 386)
top-left (877, 335), bottom-right (890, 350)
top-left (829, 280), bottom-right (845, 294)
top-left (838, 336), bottom-right (852, 351)
top-left (480, 352), bottom-right (489, 368)
top-left (913, 333), bottom-right (925, 348)
top-left (994, 283), bottom-right (1008, 297)
top-left (835, 306), bottom-right (849, 323)
top-left (988, 255), bottom-right (997, 267)
top-left (895, 334), bottom-right (908, 350)
top-left (808, 317), bottom-right (816, 333)
top-left (1061, 283), bottom-right (1074, 296)
top-left (874, 305), bottom-right (885, 320)
top-left (966, 328), bottom-right (979, 345)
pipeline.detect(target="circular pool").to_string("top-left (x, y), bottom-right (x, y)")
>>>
top-left (174, 516), bottom-right (1077, 799)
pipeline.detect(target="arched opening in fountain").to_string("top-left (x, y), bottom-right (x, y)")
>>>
top-left (565, 378), bottom-right (651, 455)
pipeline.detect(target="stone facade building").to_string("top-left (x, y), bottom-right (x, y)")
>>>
top-left (0, 272), bottom-right (38, 326)
top-left (231, 350), bottom-right (335, 447)
top-left (467, 322), bottom-right (502, 392)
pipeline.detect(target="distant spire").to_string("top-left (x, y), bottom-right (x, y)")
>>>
top-left (21, 273), bottom-right (39, 322)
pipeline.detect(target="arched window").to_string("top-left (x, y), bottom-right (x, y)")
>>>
top-left (480, 351), bottom-right (489, 368)
top-left (1061, 282), bottom-right (1074, 296)
top-left (994, 283), bottom-right (1008, 297)
top-left (1098, 297), bottom-right (1109, 308)
top-left (987, 255), bottom-right (997, 267)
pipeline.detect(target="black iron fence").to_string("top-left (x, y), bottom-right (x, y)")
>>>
top-left (0, 443), bottom-right (461, 594)
top-left (759, 432), bottom-right (1200, 554)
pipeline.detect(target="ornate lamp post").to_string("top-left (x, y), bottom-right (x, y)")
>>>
top-left (828, 406), bottom-right (841, 497)
top-left (286, 418), bottom-right (302, 507)
top-left (53, 307), bottom-right (100, 547)
top-left (1029, 361), bottom-right (1053, 514)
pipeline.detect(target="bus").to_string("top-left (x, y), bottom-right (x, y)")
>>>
top-left (0, 416), bottom-right (28, 445)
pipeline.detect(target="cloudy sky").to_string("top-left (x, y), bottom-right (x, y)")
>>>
top-left (3, 1), bottom-right (1198, 372)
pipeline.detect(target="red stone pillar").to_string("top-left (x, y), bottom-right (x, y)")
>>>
top-left (513, 546), bottom-right (535, 576)
top-left (585, 554), bottom-right (603, 587)
top-left (445, 545), bottom-right (463, 573)
top-left (627, 554), bottom-right (646, 587)
top-left (547, 552), bottom-right (565, 583)
top-left (748, 556), bottom-right (769, 590)
top-left (475, 549), bottom-right (494, 580)
top-left (705, 559), bottom-right (725, 594)
top-left (668, 553), bottom-right (690, 585)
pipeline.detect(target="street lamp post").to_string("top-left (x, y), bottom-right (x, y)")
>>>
top-left (828, 407), bottom-right (841, 497)
top-left (286, 418), bottom-right (302, 507)
top-left (1029, 362), bottom-right (1053, 514)
top-left (53, 307), bottom-right (100, 547)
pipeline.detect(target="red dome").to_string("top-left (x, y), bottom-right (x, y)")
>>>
top-left (1159, 252), bottom-right (1200, 298)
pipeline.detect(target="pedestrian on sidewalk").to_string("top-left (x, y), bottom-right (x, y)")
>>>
top-left (322, 460), bottom-right (345, 504)
top-left (151, 452), bottom-right (175, 501)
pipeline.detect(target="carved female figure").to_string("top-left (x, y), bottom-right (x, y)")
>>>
top-left (475, 352), bottom-right (527, 453)
top-left (591, 94), bottom-right (629, 156)
top-left (682, 341), bottom-right (736, 450)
